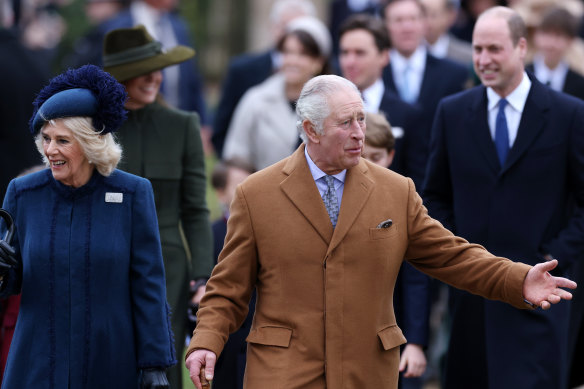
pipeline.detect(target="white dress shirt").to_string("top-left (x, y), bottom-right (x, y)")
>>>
top-left (305, 146), bottom-right (346, 213)
top-left (390, 46), bottom-right (427, 103)
top-left (486, 72), bottom-right (532, 148)
top-left (427, 34), bottom-right (450, 59)
top-left (532, 54), bottom-right (568, 92)
top-left (362, 78), bottom-right (385, 113)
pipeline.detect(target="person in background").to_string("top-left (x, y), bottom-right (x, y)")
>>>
top-left (0, 64), bottom-right (174, 388)
top-left (222, 15), bottom-right (332, 171)
top-left (362, 112), bottom-right (429, 389)
top-left (527, 6), bottom-right (584, 100)
top-left (62, 0), bottom-right (129, 69)
top-left (208, 158), bottom-right (255, 389)
top-left (422, 0), bottom-right (473, 65)
top-left (0, 0), bottom-right (49, 202)
top-left (99, 0), bottom-right (208, 122)
top-left (328, 0), bottom-right (382, 58)
top-left (382, 0), bottom-right (469, 189)
top-left (338, 13), bottom-right (424, 187)
top-left (211, 0), bottom-right (316, 157)
top-left (423, 6), bottom-right (584, 388)
top-left (102, 25), bottom-right (214, 389)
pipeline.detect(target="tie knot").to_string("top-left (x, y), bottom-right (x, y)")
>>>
top-left (324, 175), bottom-right (335, 188)
top-left (499, 99), bottom-right (508, 110)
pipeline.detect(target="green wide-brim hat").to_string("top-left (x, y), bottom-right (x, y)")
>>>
top-left (102, 24), bottom-right (195, 82)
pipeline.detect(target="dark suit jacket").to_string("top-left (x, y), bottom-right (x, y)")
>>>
top-left (378, 91), bottom-right (425, 188)
top-left (99, 10), bottom-right (208, 123)
top-left (211, 50), bottom-right (273, 156)
top-left (526, 63), bottom-right (584, 100)
top-left (423, 77), bottom-right (584, 389)
top-left (382, 53), bottom-right (468, 187)
top-left (211, 217), bottom-right (255, 389)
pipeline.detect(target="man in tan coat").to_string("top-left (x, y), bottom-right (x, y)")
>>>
top-left (186, 75), bottom-right (576, 389)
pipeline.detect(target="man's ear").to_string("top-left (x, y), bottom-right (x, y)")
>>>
top-left (303, 120), bottom-right (320, 143)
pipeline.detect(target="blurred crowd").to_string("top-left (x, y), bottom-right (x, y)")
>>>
top-left (2, 0), bottom-right (584, 388)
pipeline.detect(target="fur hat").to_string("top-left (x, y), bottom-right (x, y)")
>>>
top-left (102, 25), bottom-right (195, 82)
top-left (30, 64), bottom-right (127, 135)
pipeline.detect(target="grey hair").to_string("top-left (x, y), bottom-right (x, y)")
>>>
top-left (296, 75), bottom-right (361, 142)
top-left (36, 117), bottom-right (122, 177)
top-left (270, 0), bottom-right (316, 25)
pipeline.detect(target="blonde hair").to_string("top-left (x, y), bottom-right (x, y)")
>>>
top-left (35, 117), bottom-right (122, 176)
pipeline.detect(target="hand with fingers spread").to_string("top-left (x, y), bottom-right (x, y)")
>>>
top-left (186, 349), bottom-right (216, 389)
top-left (523, 259), bottom-right (577, 310)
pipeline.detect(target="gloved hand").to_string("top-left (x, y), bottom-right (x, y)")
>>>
top-left (140, 368), bottom-right (170, 389)
top-left (0, 240), bottom-right (17, 277)
top-left (0, 209), bottom-right (17, 279)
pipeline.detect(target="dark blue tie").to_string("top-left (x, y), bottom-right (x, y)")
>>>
top-left (495, 99), bottom-right (509, 165)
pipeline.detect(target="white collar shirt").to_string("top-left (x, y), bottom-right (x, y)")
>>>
top-left (486, 72), bottom-right (531, 147)
top-left (362, 78), bottom-right (385, 113)
top-left (390, 46), bottom-right (427, 102)
top-left (427, 34), bottom-right (449, 59)
top-left (532, 54), bottom-right (568, 92)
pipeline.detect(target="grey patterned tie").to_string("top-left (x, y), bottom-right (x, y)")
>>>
top-left (322, 175), bottom-right (339, 228)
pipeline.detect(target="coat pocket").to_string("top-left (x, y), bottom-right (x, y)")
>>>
top-left (377, 324), bottom-right (407, 350)
top-left (369, 225), bottom-right (398, 240)
top-left (246, 325), bottom-right (293, 348)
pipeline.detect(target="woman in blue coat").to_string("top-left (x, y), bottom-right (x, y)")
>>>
top-left (0, 65), bottom-right (175, 388)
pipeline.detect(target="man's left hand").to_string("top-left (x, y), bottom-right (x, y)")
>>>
top-left (523, 259), bottom-right (577, 310)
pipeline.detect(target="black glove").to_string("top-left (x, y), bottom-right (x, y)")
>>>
top-left (0, 240), bottom-right (17, 277)
top-left (140, 368), bottom-right (170, 389)
top-left (0, 209), bottom-right (17, 279)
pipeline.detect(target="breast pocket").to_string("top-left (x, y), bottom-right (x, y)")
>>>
top-left (369, 225), bottom-right (399, 240)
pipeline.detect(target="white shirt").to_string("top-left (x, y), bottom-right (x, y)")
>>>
top-left (362, 78), bottom-right (385, 113)
top-left (427, 34), bottom-right (450, 59)
top-left (390, 46), bottom-right (427, 103)
top-left (532, 54), bottom-right (568, 92)
top-left (486, 72), bottom-right (532, 148)
top-left (304, 146), bottom-right (346, 213)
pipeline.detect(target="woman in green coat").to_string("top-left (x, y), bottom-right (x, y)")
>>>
top-left (103, 25), bottom-right (214, 389)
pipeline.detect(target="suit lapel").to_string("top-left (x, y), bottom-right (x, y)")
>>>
top-left (327, 160), bottom-right (374, 256)
top-left (501, 81), bottom-right (549, 174)
top-left (280, 147), bottom-right (334, 244)
top-left (468, 87), bottom-right (501, 174)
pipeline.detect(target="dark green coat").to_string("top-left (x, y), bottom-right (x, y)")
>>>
top-left (117, 101), bottom-right (213, 387)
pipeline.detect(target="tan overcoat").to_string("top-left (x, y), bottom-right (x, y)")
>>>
top-left (187, 146), bottom-right (531, 388)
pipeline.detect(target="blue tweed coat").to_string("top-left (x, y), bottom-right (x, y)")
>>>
top-left (0, 168), bottom-right (176, 388)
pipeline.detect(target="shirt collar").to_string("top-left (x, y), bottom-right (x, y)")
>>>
top-left (391, 45), bottom-right (427, 73)
top-left (362, 78), bottom-right (385, 112)
top-left (486, 71), bottom-right (531, 112)
top-left (427, 34), bottom-right (450, 58)
top-left (304, 146), bottom-right (347, 183)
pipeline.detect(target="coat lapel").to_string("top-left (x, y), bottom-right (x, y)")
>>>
top-left (468, 88), bottom-right (501, 174)
top-left (501, 80), bottom-right (549, 175)
top-left (327, 160), bottom-right (374, 256)
top-left (280, 147), bottom-right (333, 244)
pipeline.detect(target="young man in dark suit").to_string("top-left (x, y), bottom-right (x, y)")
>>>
top-left (338, 14), bottom-right (425, 188)
top-left (423, 6), bottom-right (584, 389)
top-left (381, 0), bottom-right (469, 185)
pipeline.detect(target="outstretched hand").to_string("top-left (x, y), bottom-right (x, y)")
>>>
top-left (523, 259), bottom-right (577, 310)
top-left (186, 349), bottom-right (216, 389)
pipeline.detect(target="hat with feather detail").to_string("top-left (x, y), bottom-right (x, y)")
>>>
top-left (30, 64), bottom-right (127, 135)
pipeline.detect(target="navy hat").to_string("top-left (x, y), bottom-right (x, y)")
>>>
top-left (30, 64), bottom-right (127, 135)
